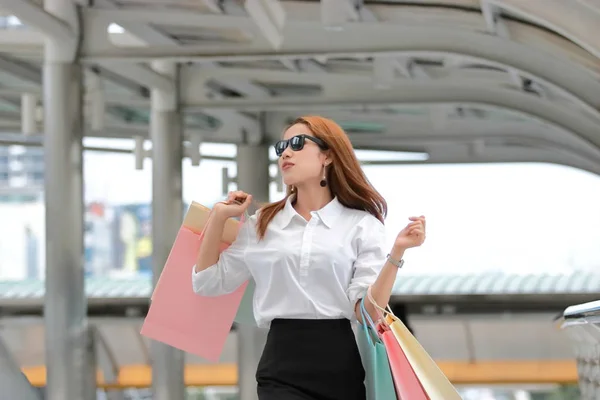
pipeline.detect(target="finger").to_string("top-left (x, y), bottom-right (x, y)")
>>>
top-left (228, 191), bottom-right (248, 204)
top-left (232, 190), bottom-right (247, 200)
top-left (409, 216), bottom-right (426, 226)
top-left (406, 221), bottom-right (420, 229)
top-left (408, 228), bottom-right (424, 236)
top-left (242, 194), bottom-right (253, 208)
top-left (406, 221), bottom-right (424, 230)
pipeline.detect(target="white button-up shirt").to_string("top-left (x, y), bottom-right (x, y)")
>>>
top-left (192, 196), bottom-right (387, 328)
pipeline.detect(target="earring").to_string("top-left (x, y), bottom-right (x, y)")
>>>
top-left (320, 165), bottom-right (327, 187)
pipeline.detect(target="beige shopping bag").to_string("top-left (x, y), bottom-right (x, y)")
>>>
top-left (385, 315), bottom-right (462, 400)
top-left (183, 201), bottom-right (240, 241)
top-left (366, 288), bottom-right (462, 400)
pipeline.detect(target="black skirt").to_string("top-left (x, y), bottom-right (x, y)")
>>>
top-left (256, 318), bottom-right (366, 400)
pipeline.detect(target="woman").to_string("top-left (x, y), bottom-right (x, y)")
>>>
top-left (192, 116), bottom-right (426, 400)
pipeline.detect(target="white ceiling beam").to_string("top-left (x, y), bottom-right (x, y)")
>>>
top-left (88, 4), bottom-right (256, 134)
top-left (423, 145), bottom-right (600, 177)
top-left (281, 59), bottom-right (328, 74)
top-left (480, 0), bottom-right (510, 38)
top-left (349, 131), bottom-right (599, 169)
top-left (244, 0), bottom-right (285, 49)
top-left (78, 7), bottom-right (600, 77)
top-left (356, 1), bottom-right (379, 23)
top-left (0, 29), bottom-right (42, 53)
top-left (199, 0), bottom-right (223, 14)
top-left (199, 62), bottom-right (268, 143)
top-left (0, 0), bottom-right (73, 41)
top-left (280, 59), bottom-right (300, 72)
top-left (94, 0), bottom-right (180, 46)
top-left (391, 58), bottom-right (412, 79)
top-left (372, 56), bottom-right (395, 89)
top-left (177, 56), bottom-right (600, 121)
top-left (481, 0), bottom-right (500, 34)
top-left (99, 63), bottom-right (174, 93)
top-left (480, 0), bottom-right (522, 89)
top-left (89, 119), bottom-right (260, 144)
top-left (179, 82), bottom-right (600, 151)
top-left (224, 77), bottom-right (270, 97)
top-left (299, 60), bottom-right (328, 73)
top-left (488, 0), bottom-right (600, 59)
top-left (408, 61), bottom-right (431, 80)
top-left (321, 0), bottom-right (360, 29)
top-left (85, 8), bottom-right (251, 30)
top-left (182, 66), bottom-right (517, 92)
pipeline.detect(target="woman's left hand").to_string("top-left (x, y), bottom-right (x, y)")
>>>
top-left (394, 216), bottom-right (426, 250)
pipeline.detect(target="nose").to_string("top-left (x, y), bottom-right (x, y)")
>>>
top-left (281, 144), bottom-right (293, 158)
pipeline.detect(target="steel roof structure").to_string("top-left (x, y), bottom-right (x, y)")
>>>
top-left (1, 270), bottom-right (599, 304)
top-left (0, 0), bottom-right (598, 173)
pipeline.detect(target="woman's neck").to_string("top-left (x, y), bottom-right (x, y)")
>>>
top-left (293, 185), bottom-right (333, 218)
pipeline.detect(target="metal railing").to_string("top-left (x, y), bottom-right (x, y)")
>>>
top-left (562, 299), bottom-right (600, 399)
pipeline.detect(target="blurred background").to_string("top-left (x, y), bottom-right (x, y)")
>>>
top-left (0, 1), bottom-right (599, 399)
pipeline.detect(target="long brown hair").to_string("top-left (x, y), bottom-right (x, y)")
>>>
top-left (256, 116), bottom-right (387, 239)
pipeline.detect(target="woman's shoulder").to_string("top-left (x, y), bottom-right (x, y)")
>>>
top-left (340, 206), bottom-right (384, 228)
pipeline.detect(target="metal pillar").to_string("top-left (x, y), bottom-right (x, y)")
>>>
top-left (236, 143), bottom-right (270, 400)
top-left (149, 61), bottom-right (186, 400)
top-left (43, 1), bottom-right (95, 399)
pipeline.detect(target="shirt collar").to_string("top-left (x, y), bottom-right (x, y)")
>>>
top-left (279, 195), bottom-right (344, 229)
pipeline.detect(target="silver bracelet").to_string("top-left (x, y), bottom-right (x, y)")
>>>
top-left (386, 253), bottom-right (404, 268)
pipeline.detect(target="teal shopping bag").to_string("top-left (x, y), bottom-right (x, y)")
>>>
top-left (357, 297), bottom-right (398, 400)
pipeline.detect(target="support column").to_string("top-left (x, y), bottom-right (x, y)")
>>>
top-left (149, 61), bottom-right (186, 400)
top-left (43, 1), bottom-right (95, 399)
top-left (236, 143), bottom-right (270, 400)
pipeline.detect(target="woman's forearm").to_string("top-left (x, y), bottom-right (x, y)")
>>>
top-left (358, 246), bottom-right (406, 322)
top-left (194, 212), bottom-right (228, 273)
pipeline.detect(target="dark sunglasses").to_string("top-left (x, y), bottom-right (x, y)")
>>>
top-left (274, 134), bottom-right (329, 157)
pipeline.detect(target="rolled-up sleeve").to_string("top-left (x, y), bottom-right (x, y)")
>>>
top-left (191, 218), bottom-right (252, 296)
top-left (346, 215), bottom-right (387, 310)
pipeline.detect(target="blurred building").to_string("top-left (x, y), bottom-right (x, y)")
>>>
top-left (0, 145), bottom-right (44, 203)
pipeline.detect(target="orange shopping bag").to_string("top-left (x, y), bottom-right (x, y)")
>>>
top-left (140, 202), bottom-right (254, 362)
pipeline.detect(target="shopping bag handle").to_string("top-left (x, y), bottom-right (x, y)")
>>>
top-left (359, 297), bottom-right (382, 346)
top-left (366, 286), bottom-right (399, 325)
top-left (360, 296), bottom-right (378, 331)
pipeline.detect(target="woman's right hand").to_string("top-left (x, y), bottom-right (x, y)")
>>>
top-left (213, 190), bottom-right (253, 219)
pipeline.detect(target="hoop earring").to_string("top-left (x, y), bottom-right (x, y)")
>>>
top-left (320, 165), bottom-right (327, 187)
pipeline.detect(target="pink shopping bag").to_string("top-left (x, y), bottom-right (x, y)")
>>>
top-left (379, 323), bottom-right (429, 400)
top-left (140, 202), bottom-right (250, 362)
